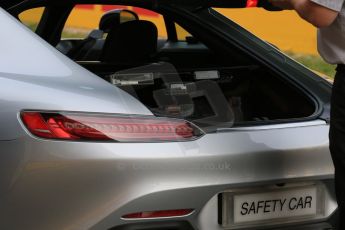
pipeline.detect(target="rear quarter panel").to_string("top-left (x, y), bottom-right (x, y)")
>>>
top-left (0, 8), bottom-right (152, 140)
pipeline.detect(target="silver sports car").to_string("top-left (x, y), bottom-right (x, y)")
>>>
top-left (0, 0), bottom-right (337, 229)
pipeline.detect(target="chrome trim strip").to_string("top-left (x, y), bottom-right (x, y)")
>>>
top-left (217, 120), bottom-right (326, 132)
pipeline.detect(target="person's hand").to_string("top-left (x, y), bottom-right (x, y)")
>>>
top-left (268, 0), bottom-right (295, 10)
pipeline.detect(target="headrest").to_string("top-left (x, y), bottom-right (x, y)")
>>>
top-left (99, 10), bottom-right (122, 33)
top-left (101, 20), bottom-right (158, 63)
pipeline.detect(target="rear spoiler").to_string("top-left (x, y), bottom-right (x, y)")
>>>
top-left (210, 0), bottom-right (282, 11)
top-left (160, 0), bottom-right (283, 11)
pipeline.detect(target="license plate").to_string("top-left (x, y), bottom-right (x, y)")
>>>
top-left (221, 185), bottom-right (323, 228)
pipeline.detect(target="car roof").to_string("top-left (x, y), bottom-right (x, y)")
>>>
top-left (4, 0), bottom-right (249, 9)
top-left (0, 0), bottom-right (25, 9)
top-left (7, 0), bottom-right (285, 15)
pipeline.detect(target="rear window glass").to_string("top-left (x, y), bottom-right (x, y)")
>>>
top-left (62, 5), bottom-right (167, 39)
top-left (18, 7), bottom-right (45, 31)
top-left (213, 8), bottom-right (315, 55)
top-left (176, 23), bottom-right (192, 41)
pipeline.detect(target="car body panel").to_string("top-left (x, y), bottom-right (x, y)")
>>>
top-left (0, 2), bottom-right (337, 230)
top-left (0, 121), bottom-right (335, 230)
top-left (0, 8), bottom-right (152, 140)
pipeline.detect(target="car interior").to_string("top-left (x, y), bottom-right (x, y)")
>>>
top-left (17, 4), bottom-right (317, 130)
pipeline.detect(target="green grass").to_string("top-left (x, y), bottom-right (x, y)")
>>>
top-left (26, 23), bottom-right (37, 31)
top-left (286, 52), bottom-right (336, 78)
top-left (25, 22), bottom-right (88, 38)
top-left (61, 27), bottom-right (90, 39)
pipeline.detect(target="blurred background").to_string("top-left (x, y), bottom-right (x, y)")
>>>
top-left (18, 5), bottom-right (336, 78)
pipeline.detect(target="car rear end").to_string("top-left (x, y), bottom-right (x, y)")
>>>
top-left (0, 118), bottom-right (336, 230)
top-left (0, 5), bottom-right (337, 230)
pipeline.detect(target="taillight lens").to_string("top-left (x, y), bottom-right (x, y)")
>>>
top-left (20, 111), bottom-right (203, 142)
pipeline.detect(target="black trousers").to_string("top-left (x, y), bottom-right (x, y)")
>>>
top-left (330, 65), bottom-right (345, 229)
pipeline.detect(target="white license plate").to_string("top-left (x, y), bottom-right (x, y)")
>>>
top-left (221, 185), bottom-right (321, 227)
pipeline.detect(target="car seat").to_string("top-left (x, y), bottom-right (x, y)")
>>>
top-left (100, 20), bottom-right (158, 65)
top-left (69, 9), bottom-right (138, 61)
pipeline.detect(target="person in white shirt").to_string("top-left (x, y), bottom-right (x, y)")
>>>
top-left (270, 0), bottom-right (345, 228)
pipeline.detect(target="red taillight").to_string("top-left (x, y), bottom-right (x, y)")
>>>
top-left (122, 209), bottom-right (194, 219)
top-left (246, 0), bottom-right (258, 7)
top-left (20, 111), bottom-right (203, 142)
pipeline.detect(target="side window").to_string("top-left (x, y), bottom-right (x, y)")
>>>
top-left (18, 7), bottom-right (45, 32)
top-left (61, 5), bottom-right (167, 39)
top-left (62, 5), bottom-right (99, 39)
top-left (175, 23), bottom-right (192, 41)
